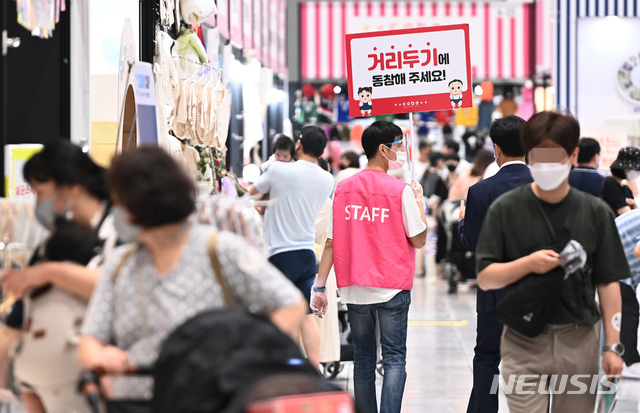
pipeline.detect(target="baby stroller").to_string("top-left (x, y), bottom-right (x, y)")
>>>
top-left (80, 307), bottom-right (357, 413)
top-left (437, 198), bottom-right (476, 294)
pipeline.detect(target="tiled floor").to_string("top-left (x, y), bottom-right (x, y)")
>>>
top-left (329, 276), bottom-right (640, 413)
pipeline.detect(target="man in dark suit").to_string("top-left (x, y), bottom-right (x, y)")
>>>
top-left (458, 116), bottom-right (533, 413)
top-left (568, 137), bottom-right (606, 197)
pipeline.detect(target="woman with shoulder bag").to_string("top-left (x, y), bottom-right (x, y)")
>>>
top-left (0, 141), bottom-right (119, 413)
top-left (78, 147), bottom-right (307, 399)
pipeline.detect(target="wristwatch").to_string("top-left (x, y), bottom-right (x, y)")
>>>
top-left (312, 285), bottom-right (326, 292)
top-left (603, 343), bottom-right (625, 357)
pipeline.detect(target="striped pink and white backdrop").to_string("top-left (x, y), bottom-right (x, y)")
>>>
top-left (300, 1), bottom-right (535, 81)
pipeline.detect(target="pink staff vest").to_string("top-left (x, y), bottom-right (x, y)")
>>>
top-left (333, 169), bottom-right (415, 291)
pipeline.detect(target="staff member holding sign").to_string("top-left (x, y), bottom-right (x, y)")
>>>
top-left (312, 121), bottom-right (427, 413)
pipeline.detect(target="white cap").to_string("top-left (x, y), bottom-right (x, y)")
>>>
top-left (180, 0), bottom-right (217, 25)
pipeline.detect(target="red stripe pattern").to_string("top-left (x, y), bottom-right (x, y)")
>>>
top-left (300, 1), bottom-right (530, 81)
top-left (328, 2), bottom-right (334, 79)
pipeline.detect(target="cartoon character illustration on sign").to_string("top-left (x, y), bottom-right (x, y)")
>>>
top-left (449, 79), bottom-right (464, 108)
top-left (358, 87), bottom-right (373, 116)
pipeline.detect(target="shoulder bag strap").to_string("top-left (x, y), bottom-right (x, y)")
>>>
top-left (559, 189), bottom-right (583, 239)
top-left (207, 233), bottom-right (235, 306)
top-left (112, 245), bottom-right (138, 282)
top-left (530, 189), bottom-right (582, 248)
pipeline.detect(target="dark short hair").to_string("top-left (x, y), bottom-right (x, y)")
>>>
top-left (429, 152), bottom-right (445, 165)
top-left (448, 79), bottom-right (463, 87)
top-left (577, 137), bottom-right (601, 164)
top-left (299, 125), bottom-right (328, 158)
top-left (341, 151), bottom-right (360, 168)
top-left (611, 168), bottom-right (627, 179)
top-left (419, 141), bottom-right (432, 150)
top-left (272, 134), bottom-right (294, 158)
top-left (107, 147), bottom-right (196, 228)
top-left (444, 153), bottom-right (460, 163)
top-left (45, 218), bottom-right (102, 266)
top-left (23, 140), bottom-right (109, 201)
top-left (358, 87), bottom-right (372, 95)
top-left (317, 158), bottom-right (330, 172)
top-left (521, 111), bottom-right (580, 156)
top-left (361, 121), bottom-right (403, 160)
top-left (444, 140), bottom-right (459, 154)
top-left (489, 115), bottom-right (526, 157)
top-left (470, 150), bottom-right (495, 177)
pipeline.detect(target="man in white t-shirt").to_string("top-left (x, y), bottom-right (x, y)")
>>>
top-left (250, 125), bottom-right (334, 369)
top-left (414, 141), bottom-right (432, 181)
top-left (311, 121), bottom-right (427, 413)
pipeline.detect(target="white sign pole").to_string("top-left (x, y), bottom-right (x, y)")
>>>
top-left (409, 112), bottom-right (415, 181)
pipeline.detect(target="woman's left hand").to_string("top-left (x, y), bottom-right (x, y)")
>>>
top-left (0, 264), bottom-right (50, 298)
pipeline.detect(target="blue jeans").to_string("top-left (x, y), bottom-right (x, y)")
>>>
top-left (347, 290), bottom-right (411, 413)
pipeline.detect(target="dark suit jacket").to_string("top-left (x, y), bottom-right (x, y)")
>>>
top-left (568, 166), bottom-right (606, 198)
top-left (458, 163), bottom-right (533, 313)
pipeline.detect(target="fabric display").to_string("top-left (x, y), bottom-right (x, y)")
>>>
top-left (180, 0), bottom-right (217, 25)
top-left (160, 0), bottom-right (176, 27)
top-left (16, 0), bottom-right (65, 38)
top-left (153, 22), bottom-right (231, 195)
top-left (154, 31), bottom-right (185, 168)
top-left (177, 27), bottom-right (208, 63)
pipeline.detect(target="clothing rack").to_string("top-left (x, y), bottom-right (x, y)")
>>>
top-left (176, 55), bottom-right (221, 76)
top-left (197, 196), bottom-right (274, 255)
top-left (0, 199), bottom-right (48, 271)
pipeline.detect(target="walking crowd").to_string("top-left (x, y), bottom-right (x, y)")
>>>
top-left (0, 111), bottom-right (639, 413)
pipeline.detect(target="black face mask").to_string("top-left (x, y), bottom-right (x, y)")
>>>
top-left (447, 164), bottom-right (457, 172)
top-left (339, 164), bottom-right (348, 171)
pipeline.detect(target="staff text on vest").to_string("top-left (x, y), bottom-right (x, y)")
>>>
top-left (345, 205), bottom-right (390, 222)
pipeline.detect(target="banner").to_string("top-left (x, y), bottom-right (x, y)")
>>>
top-left (243, 0), bottom-right (253, 50)
top-left (217, 0), bottom-right (229, 39)
top-left (261, 0), bottom-right (270, 66)
top-left (269, 0), bottom-right (278, 70)
top-left (301, 1), bottom-right (533, 81)
top-left (346, 24), bottom-right (472, 117)
top-left (230, 0), bottom-right (243, 47)
top-left (277, 0), bottom-right (286, 75)
top-left (253, 0), bottom-right (262, 59)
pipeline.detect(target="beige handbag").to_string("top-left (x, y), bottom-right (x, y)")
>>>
top-left (13, 286), bottom-right (87, 389)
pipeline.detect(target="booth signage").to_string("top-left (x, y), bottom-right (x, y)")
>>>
top-left (346, 24), bottom-right (472, 117)
top-left (133, 62), bottom-right (159, 147)
top-left (581, 126), bottom-right (628, 172)
top-left (4, 145), bottom-right (43, 199)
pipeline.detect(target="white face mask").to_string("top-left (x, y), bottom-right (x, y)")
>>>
top-left (383, 147), bottom-right (407, 170)
top-left (529, 161), bottom-right (571, 191)
top-left (627, 170), bottom-right (640, 182)
top-left (112, 206), bottom-right (139, 244)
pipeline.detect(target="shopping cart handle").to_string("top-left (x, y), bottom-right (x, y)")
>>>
top-left (133, 364), bottom-right (154, 375)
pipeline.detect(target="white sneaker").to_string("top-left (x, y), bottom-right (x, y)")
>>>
top-left (622, 363), bottom-right (640, 380)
